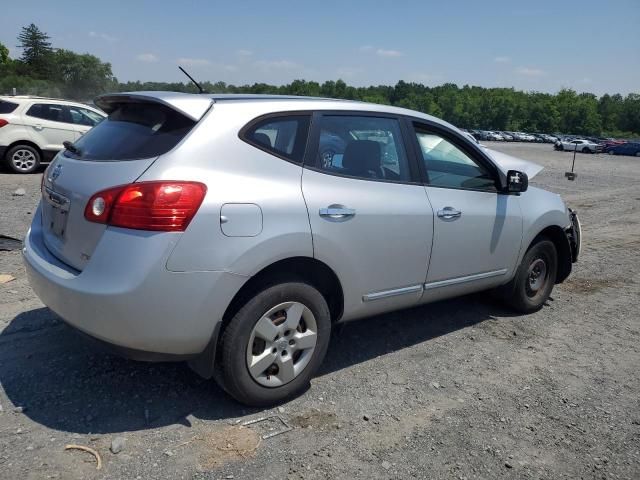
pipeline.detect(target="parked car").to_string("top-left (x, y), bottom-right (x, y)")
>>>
top-left (23, 92), bottom-right (581, 406)
top-left (556, 138), bottom-right (602, 153)
top-left (472, 130), bottom-right (489, 141)
top-left (519, 133), bottom-right (537, 142)
top-left (486, 131), bottom-right (504, 141)
top-left (605, 142), bottom-right (640, 156)
top-left (0, 96), bottom-right (106, 173)
top-left (499, 132), bottom-right (514, 141)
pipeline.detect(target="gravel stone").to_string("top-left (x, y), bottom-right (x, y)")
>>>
top-left (110, 437), bottom-right (126, 454)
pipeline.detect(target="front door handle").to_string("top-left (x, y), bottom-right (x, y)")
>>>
top-left (437, 207), bottom-right (462, 220)
top-left (319, 206), bottom-right (356, 219)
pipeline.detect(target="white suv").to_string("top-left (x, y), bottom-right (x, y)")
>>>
top-left (0, 96), bottom-right (106, 173)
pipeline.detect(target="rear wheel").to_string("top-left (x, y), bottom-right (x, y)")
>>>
top-left (608, 150), bottom-right (615, 155)
top-left (5, 144), bottom-right (41, 174)
top-left (217, 282), bottom-right (331, 406)
top-left (503, 238), bottom-right (557, 313)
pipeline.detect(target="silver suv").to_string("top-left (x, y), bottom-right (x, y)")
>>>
top-left (23, 92), bottom-right (581, 406)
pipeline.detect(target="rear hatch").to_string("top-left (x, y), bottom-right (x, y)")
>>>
top-left (40, 93), bottom-right (213, 271)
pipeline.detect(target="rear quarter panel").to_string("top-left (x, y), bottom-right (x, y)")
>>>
top-left (144, 101), bottom-right (314, 275)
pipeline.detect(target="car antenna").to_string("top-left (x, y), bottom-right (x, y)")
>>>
top-left (178, 66), bottom-right (208, 94)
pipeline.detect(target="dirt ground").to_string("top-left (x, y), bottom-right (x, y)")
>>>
top-left (0, 142), bottom-right (639, 480)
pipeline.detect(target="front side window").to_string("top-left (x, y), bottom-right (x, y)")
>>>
top-left (315, 115), bottom-right (410, 182)
top-left (415, 129), bottom-right (497, 191)
top-left (243, 115), bottom-right (310, 163)
top-left (68, 106), bottom-right (103, 126)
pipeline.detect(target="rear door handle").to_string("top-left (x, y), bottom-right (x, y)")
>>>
top-left (33, 124), bottom-right (44, 131)
top-left (437, 207), bottom-right (462, 220)
top-left (319, 207), bottom-right (356, 218)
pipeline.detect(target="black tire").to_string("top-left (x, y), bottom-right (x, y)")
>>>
top-left (217, 282), bottom-right (331, 406)
top-left (504, 238), bottom-right (558, 313)
top-left (5, 144), bottom-right (41, 174)
top-left (582, 147), bottom-right (590, 154)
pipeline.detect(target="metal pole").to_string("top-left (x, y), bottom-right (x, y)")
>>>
top-left (572, 143), bottom-right (577, 172)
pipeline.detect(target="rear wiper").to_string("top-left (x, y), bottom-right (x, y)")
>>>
top-left (63, 141), bottom-right (82, 156)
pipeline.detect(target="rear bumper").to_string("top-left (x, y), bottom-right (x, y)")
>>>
top-left (23, 205), bottom-right (247, 356)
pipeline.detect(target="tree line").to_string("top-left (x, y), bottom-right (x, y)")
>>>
top-left (2, 24), bottom-right (638, 137)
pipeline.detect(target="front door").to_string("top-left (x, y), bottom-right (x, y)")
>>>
top-left (302, 113), bottom-right (433, 321)
top-left (410, 125), bottom-right (523, 299)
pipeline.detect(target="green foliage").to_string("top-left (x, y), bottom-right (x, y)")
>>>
top-left (0, 42), bottom-right (9, 65)
top-left (107, 79), bottom-right (640, 137)
top-left (3, 25), bottom-right (638, 137)
top-left (2, 24), bottom-right (114, 100)
top-left (53, 49), bottom-right (116, 99)
top-left (17, 23), bottom-right (53, 77)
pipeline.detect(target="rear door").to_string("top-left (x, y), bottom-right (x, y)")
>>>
top-left (24, 103), bottom-right (77, 151)
top-left (41, 100), bottom-right (202, 271)
top-left (302, 112), bottom-right (433, 321)
top-left (409, 121), bottom-right (522, 297)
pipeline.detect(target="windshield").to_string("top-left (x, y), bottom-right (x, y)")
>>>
top-left (65, 102), bottom-right (195, 161)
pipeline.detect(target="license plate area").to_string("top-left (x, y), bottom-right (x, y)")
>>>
top-left (43, 187), bottom-right (70, 239)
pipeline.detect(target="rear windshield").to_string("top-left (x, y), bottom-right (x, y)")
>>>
top-left (65, 102), bottom-right (196, 161)
top-left (0, 100), bottom-right (19, 114)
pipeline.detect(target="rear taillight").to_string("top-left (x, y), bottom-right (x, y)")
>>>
top-left (84, 181), bottom-right (207, 232)
top-left (0, 119), bottom-right (9, 128)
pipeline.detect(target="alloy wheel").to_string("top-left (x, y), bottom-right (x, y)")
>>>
top-left (246, 301), bottom-right (318, 387)
top-left (11, 149), bottom-right (37, 172)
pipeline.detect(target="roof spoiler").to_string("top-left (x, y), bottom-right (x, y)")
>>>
top-left (94, 91), bottom-right (214, 121)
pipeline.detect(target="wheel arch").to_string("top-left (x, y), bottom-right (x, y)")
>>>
top-left (190, 256), bottom-right (344, 380)
top-left (5, 140), bottom-right (44, 159)
top-left (222, 256), bottom-right (345, 326)
top-left (0, 140), bottom-right (44, 164)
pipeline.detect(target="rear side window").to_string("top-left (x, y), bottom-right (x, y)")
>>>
top-left (65, 103), bottom-right (195, 161)
top-left (242, 115), bottom-right (310, 164)
top-left (0, 100), bottom-right (18, 113)
top-left (27, 103), bottom-right (67, 122)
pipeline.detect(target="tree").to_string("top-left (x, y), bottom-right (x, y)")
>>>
top-left (53, 49), bottom-right (115, 99)
top-left (0, 42), bottom-right (9, 65)
top-left (17, 24), bottom-right (54, 77)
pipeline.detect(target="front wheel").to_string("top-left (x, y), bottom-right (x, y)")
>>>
top-left (582, 147), bottom-right (591, 154)
top-left (503, 238), bottom-right (558, 313)
top-left (217, 282), bottom-right (331, 406)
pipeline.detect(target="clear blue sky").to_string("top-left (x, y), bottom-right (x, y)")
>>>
top-left (1, 0), bottom-right (638, 95)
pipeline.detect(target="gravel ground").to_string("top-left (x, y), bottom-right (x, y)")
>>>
top-left (0, 143), bottom-right (639, 480)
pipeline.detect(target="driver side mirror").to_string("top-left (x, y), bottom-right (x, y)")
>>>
top-left (506, 170), bottom-right (528, 193)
